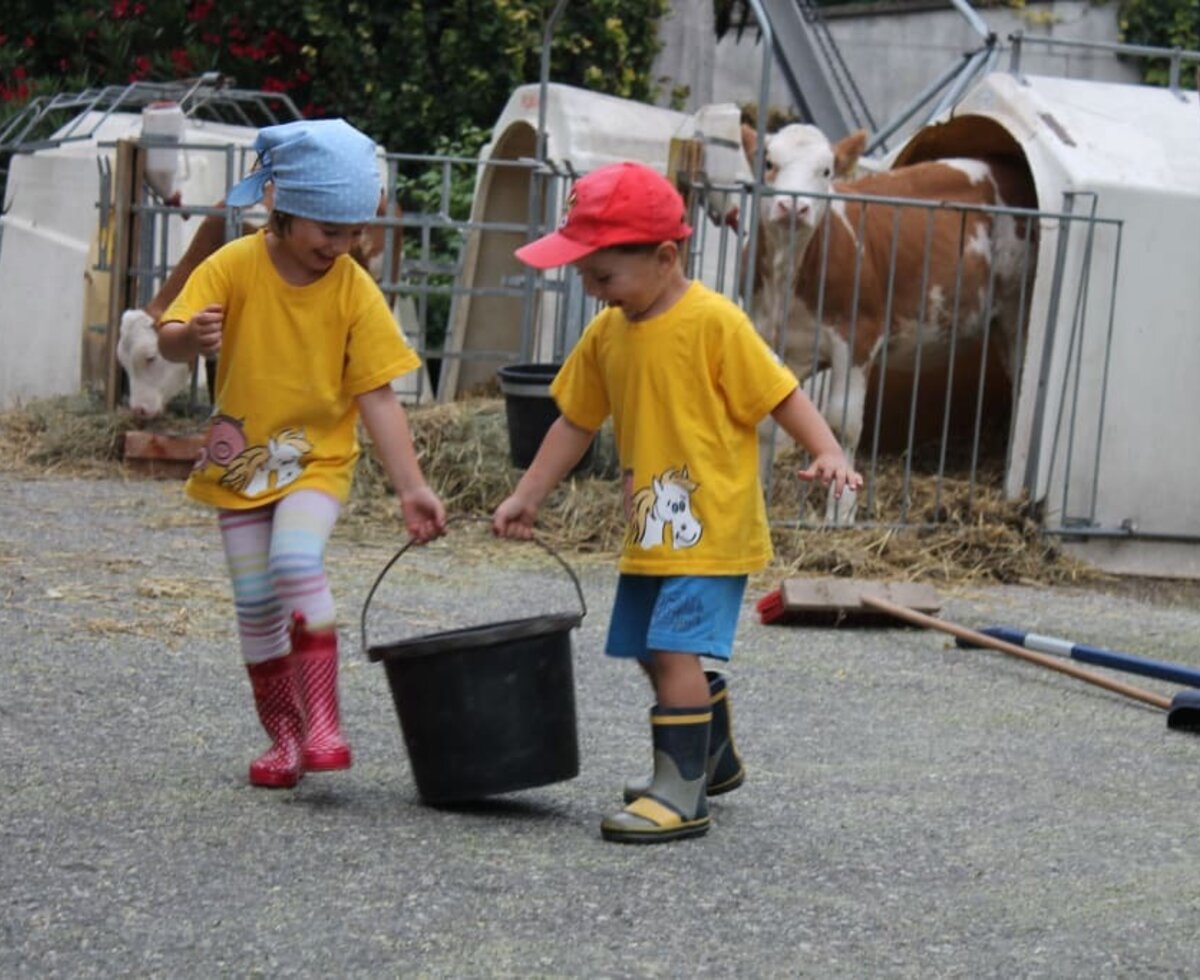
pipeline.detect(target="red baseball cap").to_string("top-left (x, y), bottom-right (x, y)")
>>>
top-left (515, 161), bottom-right (694, 269)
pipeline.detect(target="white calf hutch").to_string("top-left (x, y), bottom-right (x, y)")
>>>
top-left (0, 109), bottom-right (259, 409)
top-left (893, 72), bottom-right (1200, 577)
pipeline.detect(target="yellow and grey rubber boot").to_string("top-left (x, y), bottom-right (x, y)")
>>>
top-left (623, 670), bottom-right (744, 803)
top-left (703, 670), bottom-right (745, 795)
top-left (602, 706), bottom-right (712, 844)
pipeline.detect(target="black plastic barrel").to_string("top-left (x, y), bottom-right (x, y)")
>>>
top-left (497, 363), bottom-right (594, 473)
top-left (367, 614), bottom-right (581, 804)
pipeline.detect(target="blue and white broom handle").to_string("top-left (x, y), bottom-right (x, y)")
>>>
top-left (970, 626), bottom-right (1200, 690)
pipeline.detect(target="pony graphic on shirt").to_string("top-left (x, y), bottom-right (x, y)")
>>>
top-left (628, 465), bottom-right (703, 550)
top-left (217, 426), bottom-right (313, 497)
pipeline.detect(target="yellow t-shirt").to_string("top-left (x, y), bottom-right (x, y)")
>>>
top-left (162, 230), bottom-right (420, 509)
top-left (552, 280), bottom-right (798, 575)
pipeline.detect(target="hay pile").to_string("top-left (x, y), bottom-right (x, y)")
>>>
top-left (0, 393), bottom-right (138, 475)
top-left (0, 393), bottom-right (1101, 586)
top-left (349, 399), bottom-right (625, 555)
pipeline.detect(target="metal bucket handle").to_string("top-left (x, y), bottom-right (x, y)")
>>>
top-left (360, 515), bottom-right (588, 657)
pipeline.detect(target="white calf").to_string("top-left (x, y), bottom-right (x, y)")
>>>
top-left (116, 309), bottom-right (197, 419)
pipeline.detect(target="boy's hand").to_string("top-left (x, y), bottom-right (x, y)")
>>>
top-left (189, 305), bottom-right (224, 356)
top-left (492, 494), bottom-right (538, 540)
top-left (400, 486), bottom-right (447, 544)
top-left (797, 450), bottom-right (864, 500)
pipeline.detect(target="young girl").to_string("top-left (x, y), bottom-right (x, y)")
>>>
top-left (157, 119), bottom-right (446, 789)
top-left (493, 162), bottom-right (862, 843)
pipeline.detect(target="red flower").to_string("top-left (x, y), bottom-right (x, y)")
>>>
top-left (261, 76), bottom-right (288, 93)
top-left (261, 30), bottom-right (297, 56)
top-left (13, 66), bottom-right (26, 80)
top-left (111, 0), bottom-right (129, 19)
top-left (23, 34), bottom-right (35, 47)
top-left (169, 49), bottom-right (192, 74)
top-left (129, 54), bottom-right (152, 80)
top-left (187, 0), bottom-right (215, 22)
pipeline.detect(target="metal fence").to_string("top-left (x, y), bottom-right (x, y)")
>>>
top-left (100, 139), bottom-right (1124, 534)
top-left (683, 177), bottom-right (1124, 533)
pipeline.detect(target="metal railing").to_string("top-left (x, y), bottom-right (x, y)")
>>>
top-left (1008, 32), bottom-right (1200, 99)
top-left (676, 176), bottom-right (1126, 533)
top-left (93, 124), bottom-right (1158, 542)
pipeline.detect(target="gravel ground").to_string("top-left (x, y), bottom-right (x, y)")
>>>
top-left (3, 471), bottom-right (1199, 978)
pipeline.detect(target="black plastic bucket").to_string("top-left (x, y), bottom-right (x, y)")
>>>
top-left (362, 530), bottom-right (586, 805)
top-left (497, 363), bottom-right (594, 473)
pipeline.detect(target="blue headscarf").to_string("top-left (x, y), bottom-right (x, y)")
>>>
top-left (226, 119), bottom-right (381, 223)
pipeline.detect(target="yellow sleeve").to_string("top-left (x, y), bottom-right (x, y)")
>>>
top-left (550, 316), bottom-right (610, 431)
top-left (343, 266), bottom-right (421, 396)
top-left (160, 248), bottom-right (233, 327)
top-left (717, 312), bottom-right (799, 425)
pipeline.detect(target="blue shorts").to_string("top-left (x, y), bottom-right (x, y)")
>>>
top-left (605, 574), bottom-right (748, 663)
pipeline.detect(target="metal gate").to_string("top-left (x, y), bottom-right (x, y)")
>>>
top-left (101, 135), bottom-right (1125, 536)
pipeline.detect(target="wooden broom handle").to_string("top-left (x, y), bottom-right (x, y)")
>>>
top-left (860, 595), bottom-right (1173, 711)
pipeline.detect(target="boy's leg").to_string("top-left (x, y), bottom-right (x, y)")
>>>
top-left (600, 696), bottom-right (712, 844)
top-left (649, 647), bottom-right (709, 707)
top-left (623, 667), bottom-right (746, 802)
top-left (602, 576), bottom-right (749, 843)
top-left (615, 576), bottom-right (748, 805)
top-left (219, 506), bottom-right (302, 788)
top-left (703, 669), bottom-right (745, 794)
top-left (268, 490), bottom-right (350, 771)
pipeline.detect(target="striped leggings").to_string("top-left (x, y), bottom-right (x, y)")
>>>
top-left (217, 489), bottom-right (341, 664)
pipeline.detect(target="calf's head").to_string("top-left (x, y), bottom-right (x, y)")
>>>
top-left (116, 309), bottom-right (191, 419)
top-left (761, 125), bottom-right (867, 232)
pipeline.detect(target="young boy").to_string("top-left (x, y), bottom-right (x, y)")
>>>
top-left (492, 162), bottom-right (862, 843)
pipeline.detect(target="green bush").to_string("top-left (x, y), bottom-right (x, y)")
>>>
top-left (1118, 0), bottom-right (1200, 86)
top-left (1, 2), bottom-right (669, 359)
top-left (1, 1), bottom-right (668, 153)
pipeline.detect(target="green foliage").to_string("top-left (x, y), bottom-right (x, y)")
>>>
top-left (0, 1), bottom-right (669, 358)
top-left (1118, 0), bottom-right (1200, 86)
top-left (0, 0), bottom-right (669, 152)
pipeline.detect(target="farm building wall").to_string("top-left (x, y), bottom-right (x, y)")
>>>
top-left (657, 0), bottom-right (1139, 138)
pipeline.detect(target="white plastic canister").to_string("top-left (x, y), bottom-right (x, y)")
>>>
top-left (141, 101), bottom-right (186, 202)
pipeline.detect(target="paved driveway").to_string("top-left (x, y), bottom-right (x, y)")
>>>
top-left (3, 473), bottom-right (1199, 977)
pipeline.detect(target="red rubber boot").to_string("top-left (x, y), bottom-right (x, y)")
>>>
top-left (290, 613), bottom-right (352, 771)
top-left (245, 656), bottom-right (305, 788)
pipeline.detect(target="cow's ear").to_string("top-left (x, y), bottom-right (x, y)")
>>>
top-left (834, 130), bottom-right (868, 178)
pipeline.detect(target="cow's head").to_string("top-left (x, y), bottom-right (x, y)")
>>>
top-left (762, 125), bottom-right (867, 231)
top-left (117, 309), bottom-right (191, 419)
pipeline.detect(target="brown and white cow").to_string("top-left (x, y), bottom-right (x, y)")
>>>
top-left (119, 195), bottom-right (404, 418)
top-left (750, 123), bottom-right (1037, 521)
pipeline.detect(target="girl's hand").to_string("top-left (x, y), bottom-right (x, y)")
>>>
top-left (399, 486), bottom-right (447, 544)
top-left (492, 494), bottom-right (538, 540)
top-left (797, 450), bottom-right (864, 500)
top-left (189, 305), bottom-right (224, 356)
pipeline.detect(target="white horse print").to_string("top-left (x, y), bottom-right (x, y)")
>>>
top-left (629, 466), bottom-right (703, 550)
top-left (218, 427), bottom-right (313, 497)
